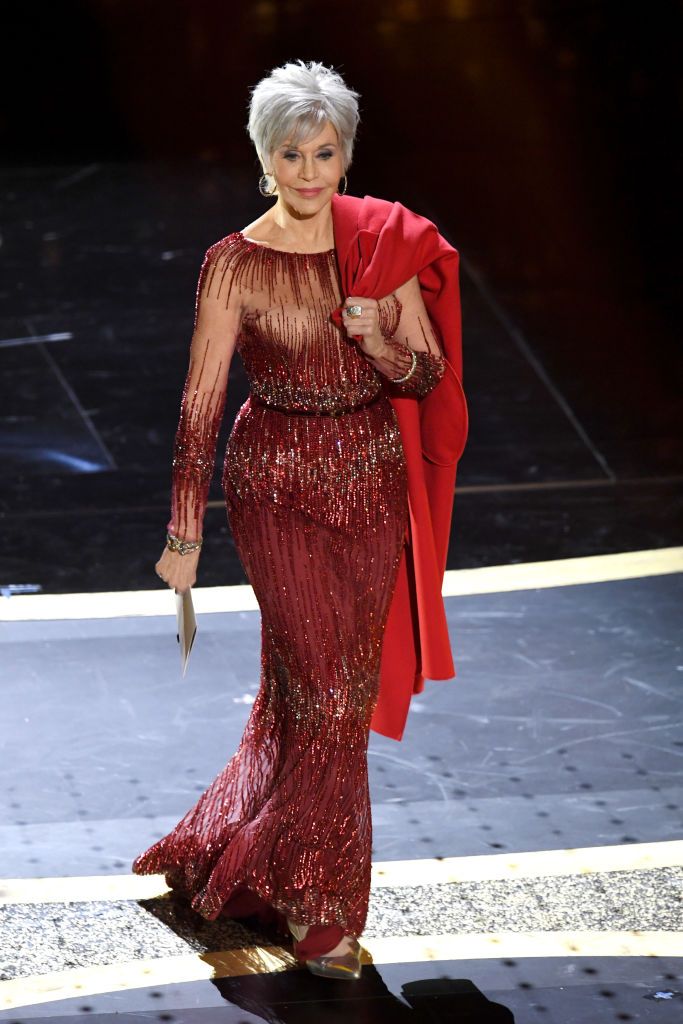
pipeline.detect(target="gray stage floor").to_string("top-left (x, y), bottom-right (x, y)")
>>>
top-left (1, 554), bottom-right (682, 1023)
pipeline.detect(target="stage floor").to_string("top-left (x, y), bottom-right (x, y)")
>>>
top-left (2, 548), bottom-right (681, 1023)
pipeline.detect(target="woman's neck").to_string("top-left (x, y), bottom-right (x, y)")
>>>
top-left (266, 199), bottom-right (335, 249)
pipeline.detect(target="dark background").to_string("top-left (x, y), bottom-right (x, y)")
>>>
top-left (1, 0), bottom-right (682, 593)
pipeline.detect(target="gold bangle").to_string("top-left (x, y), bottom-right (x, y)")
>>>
top-left (166, 531), bottom-right (202, 555)
top-left (389, 346), bottom-right (418, 384)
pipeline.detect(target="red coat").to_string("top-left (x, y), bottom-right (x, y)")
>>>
top-left (330, 192), bottom-right (469, 741)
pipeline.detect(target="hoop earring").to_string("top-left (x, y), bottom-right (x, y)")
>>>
top-left (258, 172), bottom-right (277, 197)
top-left (337, 174), bottom-right (348, 196)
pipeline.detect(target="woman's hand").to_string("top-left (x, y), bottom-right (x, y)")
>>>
top-left (341, 297), bottom-right (387, 358)
top-left (155, 545), bottom-right (200, 594)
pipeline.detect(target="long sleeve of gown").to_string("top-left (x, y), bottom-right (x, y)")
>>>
top-left (364, 273), bottom-right (446, 398)
top-left (166, 242), bottom-right (243, 542)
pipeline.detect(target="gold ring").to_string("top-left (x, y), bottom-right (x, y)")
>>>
top-left (346, 304), bottom-right (362, 317)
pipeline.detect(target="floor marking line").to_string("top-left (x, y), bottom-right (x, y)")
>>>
top-left (437, 474), bottom-right (683, 494)
top-left (2, 472), bottom-right (682, 523)
top-left (0, 947), bottom-right (296, 1011)
top-left (2, 839), bottom-right (681, 905)
top-left (0, 332), bottom-right (73, 349)
top-left (460, 252), bottom-right (616, 482)
top-left (1, 932), bottom-right (681, 1010)
top-left (30, 325), bottom-right (117, 471)
top-left (418, 199), bottom-right (616, 481)
top-left (2, 546), bottom-right (681, 621)
top-left (441, 545), bottom-right (683, 596)
top-left (371, 838), bottom-right (683, 887)
top-left (364, 929), bottom-right (683, 963)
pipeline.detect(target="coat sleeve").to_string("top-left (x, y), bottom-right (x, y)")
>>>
top-left (364, 273), bottom-right (446, 399)
top-left (166, 240), bottom-right (243, 542)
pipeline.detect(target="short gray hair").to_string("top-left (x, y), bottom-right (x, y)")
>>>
top-left (246, 60), bottom-right (361, 174)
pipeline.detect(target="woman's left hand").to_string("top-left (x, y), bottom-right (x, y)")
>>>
top-left (341, 297), bottom-right (385, 358)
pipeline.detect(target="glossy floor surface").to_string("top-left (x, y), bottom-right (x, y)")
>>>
top-left (2, 550), bottom-right (682, 1022)
top-left (1, 153), bottom-right (681, 595)
top-left (1, 1), bottom-right (682, 1021)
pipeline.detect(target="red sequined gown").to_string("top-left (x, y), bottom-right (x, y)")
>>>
top-left (131, 230), bottom-right (445, 944)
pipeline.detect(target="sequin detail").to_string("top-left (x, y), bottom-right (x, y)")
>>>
top-left (134, 230), bottom-right (446, 938)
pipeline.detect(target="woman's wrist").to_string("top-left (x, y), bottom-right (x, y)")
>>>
top-left (166, 530), bottom-right (203, 555)
top-left (386, 346), bottom-right (417, 383)
top-left (362, 336), bottom-right (418, 382)
top-left (358, 334), bottom-right (390, 360)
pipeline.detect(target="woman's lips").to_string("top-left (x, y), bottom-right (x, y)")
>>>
top-left (296, 188), bottom-right (323, 196)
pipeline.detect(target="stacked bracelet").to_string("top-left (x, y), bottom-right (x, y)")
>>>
top-left (389, 346), bottom-right (418, 384)
top-left (166, 531), bottom-right (203, 555)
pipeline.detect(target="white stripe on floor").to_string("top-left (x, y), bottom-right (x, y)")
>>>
top-left (1, 931), bottom-right (680, 1011)
top-left (2, 546), bottom-right (681, 621)
top-left (2, 839), bottom-right (681, 904)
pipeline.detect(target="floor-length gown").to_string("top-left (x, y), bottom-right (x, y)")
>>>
top-left (131, 229), bottom-right (445, 945)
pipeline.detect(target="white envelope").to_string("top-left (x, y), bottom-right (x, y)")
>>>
top-left (175, 587), bottom-right (197, 676)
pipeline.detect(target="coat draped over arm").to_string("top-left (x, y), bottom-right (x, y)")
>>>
top-left (330, 192), bottom-right (469, 742)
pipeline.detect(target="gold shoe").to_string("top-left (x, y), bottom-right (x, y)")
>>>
top-left (305, 937), bottom-right (362, 980)
top-left (287, 918), bottom-right (362, 981)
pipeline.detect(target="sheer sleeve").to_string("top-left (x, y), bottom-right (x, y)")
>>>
top-left (166, 240), bottom-right (243, 543)
top-left (363, 273), bottom-right (446, 398)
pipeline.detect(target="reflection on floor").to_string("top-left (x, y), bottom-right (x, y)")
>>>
top-left (0, 159), bottom-right (681, 596)
top-left (2, 842), bottom-right (682, 1017)
top-left (1, 548), bottom-right (682, 1022)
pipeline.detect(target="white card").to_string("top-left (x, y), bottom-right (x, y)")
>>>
top-left (175, 587), bottom-right (197, 677)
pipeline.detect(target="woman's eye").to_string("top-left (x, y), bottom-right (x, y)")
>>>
top-left (283, 151), bottom-right (333, 160)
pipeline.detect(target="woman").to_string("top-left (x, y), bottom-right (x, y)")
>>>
top-left (131, 59), bottom-right (463, 981)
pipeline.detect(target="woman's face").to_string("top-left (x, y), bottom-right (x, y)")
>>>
top-left (268, 120), bottom-right (344, 213)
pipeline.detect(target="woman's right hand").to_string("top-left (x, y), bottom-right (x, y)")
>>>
top-left (155, 545), bottom-right (200, 594)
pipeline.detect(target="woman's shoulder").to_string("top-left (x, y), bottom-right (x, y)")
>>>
top-left (196, 230), bottom-right (258, 280)
top-left (191, 233), bottom-right (255, 303)
top-left (203, 230), bottom-right (251, 257)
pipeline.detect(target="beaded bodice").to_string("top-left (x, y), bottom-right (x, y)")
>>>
top-left (222, 231), bottom-right (409, 413)
top-left (166, 230), bottom-right (446, 540)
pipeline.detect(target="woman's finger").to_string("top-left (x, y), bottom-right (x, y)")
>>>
top-left (344, 296), bottom-right (378, 309)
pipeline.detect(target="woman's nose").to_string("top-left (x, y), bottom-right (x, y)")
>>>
top-left (301, 158), bottom-right (316, 180)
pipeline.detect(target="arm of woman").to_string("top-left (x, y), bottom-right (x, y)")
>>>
top-left (157, 241), bottom-right (243, 592)
top-left (362, 274), bottom-right (446, 399)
